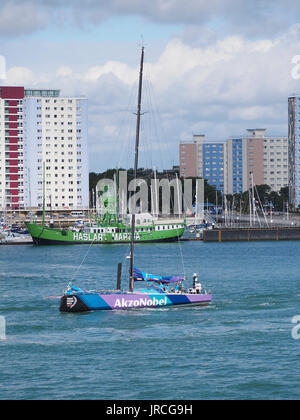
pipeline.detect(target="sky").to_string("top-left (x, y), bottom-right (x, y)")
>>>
top-left (1, 0), bottom-right (300, 171)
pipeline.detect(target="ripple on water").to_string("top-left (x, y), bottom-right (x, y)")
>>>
top-left (1, 241), bottom-right (300, 400)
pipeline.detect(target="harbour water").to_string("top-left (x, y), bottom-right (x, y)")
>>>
top-left (0, 241), bottom-right (300, 400)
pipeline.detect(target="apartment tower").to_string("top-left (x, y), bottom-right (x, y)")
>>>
top-left (0, 86), bottom-right (89, 211)
top-left (180, 129), bottom-right (288, 195)
top-left (288, 95), bottom-right (300, 208)
top-left (180, 135), bottom-right (225, 193)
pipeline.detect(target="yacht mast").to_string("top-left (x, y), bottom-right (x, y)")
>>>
top-left (42, 162), bottom-right (46, 226)
top-left (129, 47), bottom-right (145, 292)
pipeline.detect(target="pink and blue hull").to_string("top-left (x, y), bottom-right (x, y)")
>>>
top-left (60, 291), bottom-right (212, 312)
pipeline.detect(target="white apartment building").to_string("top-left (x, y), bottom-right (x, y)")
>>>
top-left (0, 86), bottom-right (89, 211)
top-left (180, 130), bottom-right (288, 196)
top-left (225, 129), bottom-right (288, 195)
top-left (263, 135), bottom-right (289, 192)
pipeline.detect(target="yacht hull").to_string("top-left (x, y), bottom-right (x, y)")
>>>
top-left (60, 292), bottom-right (212, 312)
top-left (26, 223), bottom-right (185, 245)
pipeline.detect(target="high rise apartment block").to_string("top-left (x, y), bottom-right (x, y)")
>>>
top-left (180, 129), bottom-right (288, 195)
top-left (180, 135), bottom-right (225, 192)
top-left (0, 86), bottom-right (89, 211)
top-left (226, 129), bottom-right (288, 195)
top-left (288, 95), bottom-right (300, 209)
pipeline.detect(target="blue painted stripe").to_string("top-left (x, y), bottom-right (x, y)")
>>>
top-left (164, 294), bottom-right (191, 305)
top-left (79, 294), bottom-right (112, 310)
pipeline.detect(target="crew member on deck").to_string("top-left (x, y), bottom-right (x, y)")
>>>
top-left (193, 273), bottom-right (202, 293)
top-left (159, 282), bottom-right (164, 292)
top-left (180, 280), bottom-right (185, 293)
top-left (193, 273), bottom-right (198, 289)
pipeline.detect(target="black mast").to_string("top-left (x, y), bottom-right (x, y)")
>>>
top-left (129, 47), bottom-right (144, 292)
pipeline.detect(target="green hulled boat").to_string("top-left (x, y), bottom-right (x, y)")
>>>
top-left (25, 214), bottom-right (185, 245)
top-left (25, 171), bottom-right (185, 246)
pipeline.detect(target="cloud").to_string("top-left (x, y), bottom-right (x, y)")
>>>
top-left (84, 62), bottom-right (137, 85)
top-left (1, 0), bottom-right (300, 38)
top-left (228, 105), bottom-right (279, 122)
top-left (0, 1), bottom-right (48, 36)
top-left (2, 25), bottom-right (300, 170)
top-left (5, 66), bottom-right (35, 85)
top-left (56, 66), bottom-right (73, 78)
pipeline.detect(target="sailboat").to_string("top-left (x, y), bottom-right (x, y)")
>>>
top-left (60, 47), bottom-right (212, 312)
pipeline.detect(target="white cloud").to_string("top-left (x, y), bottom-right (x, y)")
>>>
top-left (2, 25), bottom-right (300, 170)
top-left (5, 66), bottom-right (35, 85)
top-left (84, 62), bottom-right (137, 85)
top-left (56, 66), bottom-right (73, 78)
top-left (228, 106), bottom-right (278, 121)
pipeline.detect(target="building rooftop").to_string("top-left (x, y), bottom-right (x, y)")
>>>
top-left (24, 89), bottom-right (60, 98)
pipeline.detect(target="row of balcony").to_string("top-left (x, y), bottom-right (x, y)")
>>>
top-left (3, 100), bottom-right (22, 106)
top-left (3, 122), bottom-right (23, 128)
top-left (3, 116), bottom-right (23, 122)
top-left (3, 107), bottom-right (23, 113)
top-left (4, 146), bottom-right (23, 152)
top-left (4, 171), bottom-right (24, 177)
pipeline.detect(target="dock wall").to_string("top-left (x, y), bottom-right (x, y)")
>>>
top-left (203, 227), bottom-right (300, 242)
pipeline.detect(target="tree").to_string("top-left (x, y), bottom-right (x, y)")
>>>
top-left (226, 184), bottom-right (290, 213)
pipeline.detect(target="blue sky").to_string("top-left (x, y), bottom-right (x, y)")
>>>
top-left (30, 15), bottom-right (183, 43)
top-left (1, 0), bottom-right (300, 171)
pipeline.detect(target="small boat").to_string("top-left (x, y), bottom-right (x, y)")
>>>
top-left (59, 47), bottom-right (212, 313)
top-left (10, 226), bottom-right (29, 235)
top-left (0, 230), bottom-right (33, 244)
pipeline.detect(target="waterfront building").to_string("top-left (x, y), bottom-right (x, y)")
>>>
top-left (262, 133), bottom-right (288, 193)
top-left (180, 129), bottom-right (288, 195)
top-left (288, 95), bottom-right (300, 209)
top-left (0, 86), bottom-right (89, 210)
top-left (225, 136), bottom-right (248, 195)
top-left (179, 140), bottom-right (198, 178)
top-left (180, 135), bottom-right (225, 193)
top-left (226, 129), bottom-right (288, 195)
